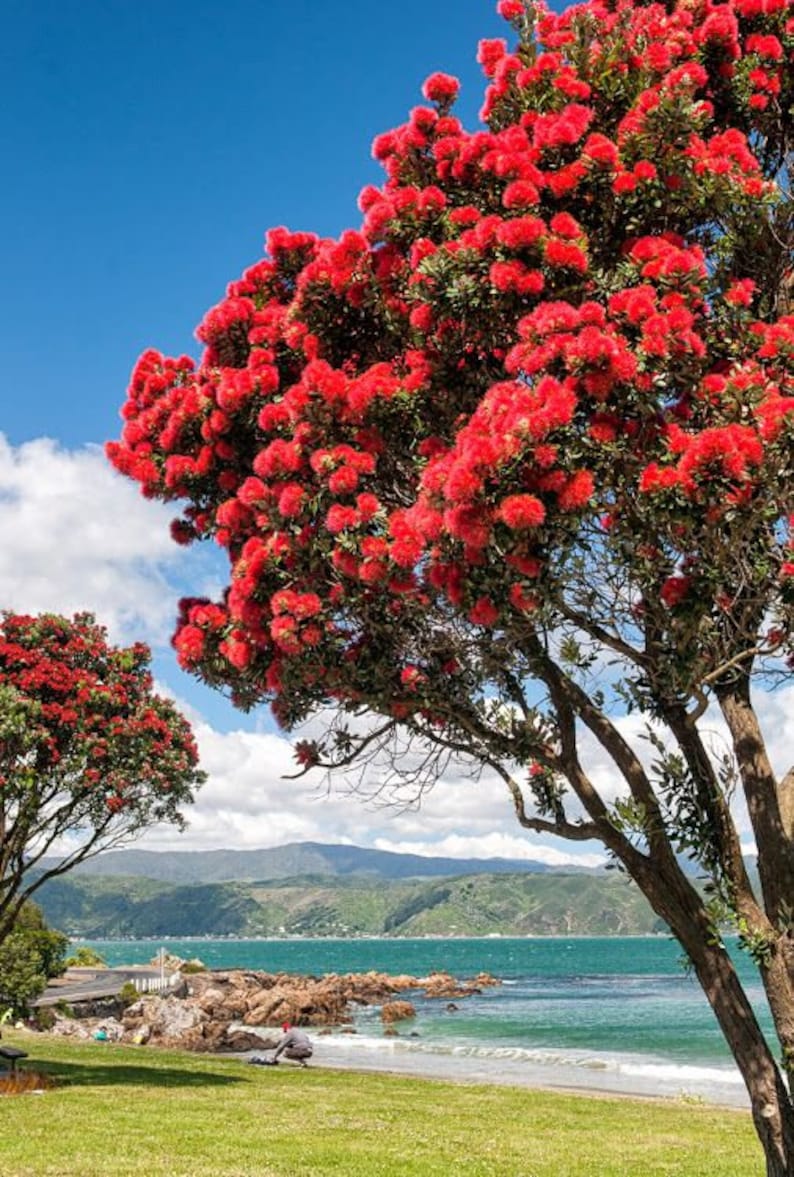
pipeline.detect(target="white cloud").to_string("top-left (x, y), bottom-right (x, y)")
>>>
top-left (754, 683), bottom-right (794, 781)
top-left (0, 434), bottom-right (187, 641)
top-left (133, 711), bottom-right (606, 866)
top-left (119, 677), bottom-right (794, 866)
top-left (372, 832), bottom-right (606, 869)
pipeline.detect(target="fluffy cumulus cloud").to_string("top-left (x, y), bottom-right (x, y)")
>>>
top-left (138, 714), bottom-right (608, 866)
top-left (134, 688), bottom-right (605, 864)
top-left (0, 434), bottom-right (190, 641)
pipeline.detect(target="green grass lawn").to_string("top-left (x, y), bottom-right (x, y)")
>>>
top-left (0, 1031), bottom-right (761, 1177)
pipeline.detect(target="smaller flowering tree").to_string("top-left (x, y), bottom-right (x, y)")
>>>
top-left (0, 612), bottom-right (204, 944)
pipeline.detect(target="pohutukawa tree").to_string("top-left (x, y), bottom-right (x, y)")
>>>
top-left (108, 0), bottom-right (794, 1170)
top-left (0, 612), bottom-right (204, 943)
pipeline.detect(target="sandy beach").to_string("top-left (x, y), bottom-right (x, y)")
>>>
top-left (248, 1031), bottom-right (751, 1110)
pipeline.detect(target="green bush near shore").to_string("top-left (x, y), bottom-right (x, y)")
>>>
top-left (0, 1032), bottom-right (760, 1176)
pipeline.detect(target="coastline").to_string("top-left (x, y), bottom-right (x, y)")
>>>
top-left (72, 937), bottom-right (761, 1112)
top-left (245, 1029), bottom-right (751, 1110)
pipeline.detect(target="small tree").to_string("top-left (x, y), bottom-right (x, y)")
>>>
top-left (0, 612), bottom-right (204, 943)
top-left (0, 903), bottom-right (68, 1018)
top-left (64, 946), bottom-right (106, 968)
top-left (108, 1), bottom-right (794, 1171)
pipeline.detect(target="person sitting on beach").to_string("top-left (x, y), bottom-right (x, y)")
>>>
top-left (270, 1022), bottom-right (313, 1067)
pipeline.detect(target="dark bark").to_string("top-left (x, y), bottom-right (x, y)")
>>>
top-left (610, 841), bottom-right (792, 1175)
top-left (715, 681), bottom-right (794, 923)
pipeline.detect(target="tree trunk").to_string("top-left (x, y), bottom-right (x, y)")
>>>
top-left (658, 891), bottom-right (794, 1176)
top-left (695, 949), bottom-right (794, 1175)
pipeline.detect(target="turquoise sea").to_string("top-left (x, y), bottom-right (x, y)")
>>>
top-left (80, 936), bottom-right (769, 1106)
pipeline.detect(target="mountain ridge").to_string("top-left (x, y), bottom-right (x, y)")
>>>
top-left (42, 840), bottom-right (603, 885)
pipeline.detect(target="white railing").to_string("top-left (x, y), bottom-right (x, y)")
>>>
top-left (133, 971), bottom-right (181, 995)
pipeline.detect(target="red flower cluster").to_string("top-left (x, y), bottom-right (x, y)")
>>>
top-left (0, 613), bottom-right (202, 812)
top-left (108, 0), bottom-right (794, 716)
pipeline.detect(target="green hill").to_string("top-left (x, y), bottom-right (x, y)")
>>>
top-left (35, 871), bottom-right (668, 939)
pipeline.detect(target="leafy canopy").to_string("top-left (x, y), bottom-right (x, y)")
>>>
top-left (0, 612), bottom-right (204, 941)
top-left (0, 903), bottom-right (68, 1018)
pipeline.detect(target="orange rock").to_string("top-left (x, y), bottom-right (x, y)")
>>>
top-left (381, 1000), bottom-right (416, 1023)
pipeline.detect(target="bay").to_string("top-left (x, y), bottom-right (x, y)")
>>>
top-left (78, 935), bottom-right (767, 1106)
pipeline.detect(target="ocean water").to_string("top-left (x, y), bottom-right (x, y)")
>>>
top-left (79, 935), bottom-right (769, 1106)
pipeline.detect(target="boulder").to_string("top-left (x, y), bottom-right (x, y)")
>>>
top-left (167, 1022), bottom-right (228, 1052)
top-left (419, 971), bottom-right (496, 999)
top-left (122, 994), bottom-right (205, 1042)
top-left (196, 986), bottom-right (227, 1014)
top-left (420, 971), bottom-right (467, 998)
top-left (380, 1000), bottom-right (416, 1024)
top-left (243, 986), bottom-right (296, 1027)
top-left (49, 1015), bottom-right (92, 1039)
top-left (222, 1029), bottom-right (278, 1052)
top-left (473, 972), bottom-right (501, 989)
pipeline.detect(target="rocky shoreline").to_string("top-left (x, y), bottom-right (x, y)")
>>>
top-left (43, 964), bottom-right (501, 1052)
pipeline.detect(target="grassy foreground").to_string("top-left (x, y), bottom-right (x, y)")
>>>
top-left (0, 1031), bottom-right (760, 1177)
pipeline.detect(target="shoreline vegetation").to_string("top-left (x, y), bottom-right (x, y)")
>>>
top-left (0, 1030), bottom-right (759, 1177)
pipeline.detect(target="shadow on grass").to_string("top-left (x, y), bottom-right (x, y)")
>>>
top-left (32, 1058), bottom-right (243, 1089)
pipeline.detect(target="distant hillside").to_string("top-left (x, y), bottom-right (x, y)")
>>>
top-left (37, 874), bottom-right (262, 938)
top-left (35, 870), bottom-right (667, 939)
top-left (40, 841), bottom-right (598, 885)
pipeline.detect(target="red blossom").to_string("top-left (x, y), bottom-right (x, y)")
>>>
top-left (558, 470), bottom-right (595, 511)
top-left (400, 665), bottom-right (427, 691)
top-left (468, 597), bottom-right (500, 626)
top-left (726, 279), bottom-right (756, 307)
top-left (422, 72), bottom-right (461, 105)
top-left (498, 494), bottom-right (546, 529)
top-left (660, 575), bottom-right (692, 607)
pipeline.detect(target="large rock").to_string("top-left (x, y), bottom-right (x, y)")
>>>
top-left (243, 976), bottom-right (352, 1027)
top-left (473, 972), bottom-right (501, 989)
top-left (419, 970), bottom-right (501, 998)
top-left (222, 1028), bottom-right (278, 1052)
top-left (168, 1022), bottom-right (228, 1052)
top-left (195, 985), bottom-right (250, 1018)
top-left (122, 994), bottom-right (205, 1041)
top-left (381, 1000), bottom-right (416, 1024)
top-left (420, 971), bottom-right (472, 998)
